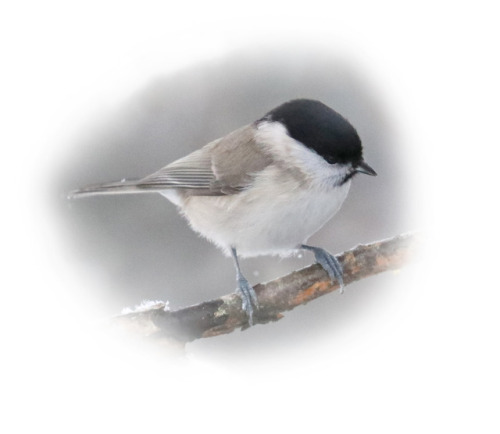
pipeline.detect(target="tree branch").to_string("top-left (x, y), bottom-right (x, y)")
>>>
top-left (112, 232), bottom-right (418, 343)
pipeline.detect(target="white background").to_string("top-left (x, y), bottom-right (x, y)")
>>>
top-left (2, 1), bottom-right (499, 432)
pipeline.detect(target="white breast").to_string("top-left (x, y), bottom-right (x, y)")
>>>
top-left (179, 168), bottom-right (350, 257)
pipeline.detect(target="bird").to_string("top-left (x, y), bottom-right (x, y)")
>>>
top-left (71, 98), bottom-right (377, 325)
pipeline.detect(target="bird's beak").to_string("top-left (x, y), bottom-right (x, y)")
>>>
top-left (355, 160), bottom-right (377, 176)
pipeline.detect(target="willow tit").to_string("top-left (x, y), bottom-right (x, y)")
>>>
top-left (72, 99), bottom-right (377, 325)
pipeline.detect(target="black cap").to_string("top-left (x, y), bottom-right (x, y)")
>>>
top-left (262, 99), bottom-right (364, 166)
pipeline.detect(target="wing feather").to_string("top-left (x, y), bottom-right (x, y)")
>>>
top-left (137, 124), bottom-right (272, 195)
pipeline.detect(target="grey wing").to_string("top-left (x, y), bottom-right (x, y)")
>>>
top-left (137, 124), bottom-right (273, 196)
top-left (137, 147), bottom-right (217, 193)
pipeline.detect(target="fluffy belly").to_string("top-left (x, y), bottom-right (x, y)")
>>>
top-left (175, 180), bottom-right (351, 257)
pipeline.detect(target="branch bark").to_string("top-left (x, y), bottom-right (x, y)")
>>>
top-left (112, 232), bottom-right (418, 343)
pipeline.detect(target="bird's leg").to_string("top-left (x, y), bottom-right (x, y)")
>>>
top-left (231, 247), bottom-right (258, 325)
top-left (301, 244), bottom-right (345, 293)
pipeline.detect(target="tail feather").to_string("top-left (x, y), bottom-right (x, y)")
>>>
top-left (69, 179), bottom-right (162, 198)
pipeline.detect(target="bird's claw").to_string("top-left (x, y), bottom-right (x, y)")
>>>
top-left (302, 245), bottom-right (345, 293)
top-left (237, 277), bottom-right (258, 326)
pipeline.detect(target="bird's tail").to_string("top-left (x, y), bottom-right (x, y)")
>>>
top-left (69, 179), bottom-right (162, 198)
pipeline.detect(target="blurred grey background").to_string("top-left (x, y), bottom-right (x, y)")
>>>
top-left (57, 46), bottom-right (409, 353)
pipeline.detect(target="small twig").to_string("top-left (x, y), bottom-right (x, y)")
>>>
top-left (112, 232), bottom-right (418, 343)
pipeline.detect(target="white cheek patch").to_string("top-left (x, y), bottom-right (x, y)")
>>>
top-left (255, 121), bottom-right (351, 187)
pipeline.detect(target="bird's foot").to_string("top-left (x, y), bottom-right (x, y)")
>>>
top-left (301, 245), bottom-right (345, 293)
top-left (236, 276), bottom-right (258, 326)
